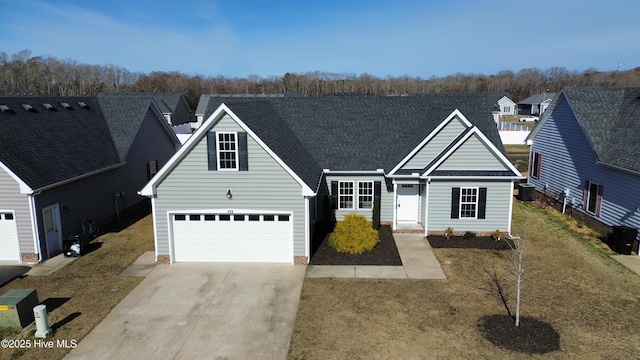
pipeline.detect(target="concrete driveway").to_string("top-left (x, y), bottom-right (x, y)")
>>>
top-left (65, 263), bottom-right (306, 360)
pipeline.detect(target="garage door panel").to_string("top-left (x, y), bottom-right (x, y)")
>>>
top-left (172, 212), bottom-right (293, 263)
top-left (0, 212), bottom-right (20, 261)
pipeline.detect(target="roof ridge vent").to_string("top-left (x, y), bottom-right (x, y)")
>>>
top-left (42, 103), bottom-right (57, 111)
top-left (0, 104), bottom-right (12, 113)
top-left (77, 101), bottom-right (89, 109)
top-left (60, 102), bottom-right (74, 110)
top-left (22, 104), bottom-right (38, 112)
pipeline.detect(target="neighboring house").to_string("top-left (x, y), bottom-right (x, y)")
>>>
top-left (517, 92), bottom-right (556, 115)
top-left (497, 95), bottom-right (516, 116)
top-left (0, 95), bottom-right (181, 263)
top-left (140, 94), bottom-right (522, 264)
top-left (100, 92), bottom-right (196, 126)
top-left (194, 94), bottom-right (288, 129)
top-left (526, 87), bottom-right (640, 255)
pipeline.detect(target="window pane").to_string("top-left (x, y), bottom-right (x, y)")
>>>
top-left (264, 215), bottom-right (275, 221)
top-left (204, 214), bottom-right (216, 221)
top-left (460, 188), bottom-right (478, 218)
top-left (278, 215), bottom-right (290, 221)
top-left (358, 181), bottom-right (373, 209)
top-left (234, 215), bottom-right (245, 221)
top-left (219, 214), bottom-right (231, 221)
top-left (189, 215), bottom-right (201, 221)
top-left (588, 182), bottom-right (598, 213)
top-left (339, 181), bottom-right (354, 209)
top-left (175, 214), bottom-right (186, 221)
top-left (249, 215), bottom-right (260, 221)
top-left (218, 133), bottom-right (238, 169)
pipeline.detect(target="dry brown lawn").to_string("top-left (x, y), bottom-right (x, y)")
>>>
top-left (0, 215), bottom-right (154, 360)
top-left (288, 201), bottom-right (640, 359)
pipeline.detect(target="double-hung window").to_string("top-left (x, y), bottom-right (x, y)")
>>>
top-left (459, 187), bottom-right (478, 218)
top-left (358, 181), bottom-right (374, 209)
top-left (217, 132), bottom-right (238, 170)
top-left (451, 187), bottom-right (487, 219)
top-left (338, 181), bottom-right (354, 209)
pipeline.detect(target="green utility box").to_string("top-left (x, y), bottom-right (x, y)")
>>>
top-left (0, 289), bottom-right (39, 329)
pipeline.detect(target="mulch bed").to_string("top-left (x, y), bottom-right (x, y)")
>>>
top-left (310, 225), bottom-right (402, 266)
top-left (478, 314), bottom-right (561, 354)
top-left (428, 235), bottom-right (516, 250)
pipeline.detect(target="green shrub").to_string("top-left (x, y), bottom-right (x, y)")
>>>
top-left (463, 231), bottom-right (476, 240)
top-left (329, 213), bottom-right (379, 254)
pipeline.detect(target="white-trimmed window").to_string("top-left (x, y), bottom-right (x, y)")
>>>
top-left (530, 151), bottom-right (542, 179)
top-left (338, 181), bottom-right (354, 209)
top-left (459, 187), bottom-right (478, 218)
top-left (584, 180), bottom-right (603, 216)
top-left (217, 132), bottom-right (238, 170)
top-left (358, 181), bottom-right (374, 209)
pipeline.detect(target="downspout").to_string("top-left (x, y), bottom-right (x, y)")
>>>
top-left (392, 182), bottom-right (398, 231)
top-left (28, 193), bottom-right (43, 263)
top-left (507, 181), bottom-right (515, 236)
top-left (424, 178), bottom-right (431, 237)
top-left (304, 197), bottom-right (310, 264)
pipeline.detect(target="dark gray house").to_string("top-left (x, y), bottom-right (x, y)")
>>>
top-left (517, 92), bottom-right (556, 115)
top-left (0, 95), bottom-right (181, 263)
top-left (526, 87), bottom-right (640, 255)
top-left (141, 95), bottom-right (522, 264)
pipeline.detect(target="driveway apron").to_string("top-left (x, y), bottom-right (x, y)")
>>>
top-left (65, 263), bottom-right (306, 360)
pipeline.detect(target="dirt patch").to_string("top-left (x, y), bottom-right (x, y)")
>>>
top-left (310, 225), bottom-right (402, 265)
top-left (478, 314), bottom-right (560, 354)
top-left (428, 235), bottom-right (515, 250)
top-left (0, 213), bottom-right (154, 360)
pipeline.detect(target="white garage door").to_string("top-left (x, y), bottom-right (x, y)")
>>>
top-left (0, 212), bottom-right (20, 261)
top-left (172, 212), bottom-right (293, 263)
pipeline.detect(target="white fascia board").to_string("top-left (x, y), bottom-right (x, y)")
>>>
top-left (322, 169), bottom-right (385, 175)
top-left (0, 160), bottom-right (33, 194)
top-left (139, 103), bottom-right (230, 197)
top-left (426, 175), bottom-right (525, 180)
top-left (389, 109), bottom-right (471, 175)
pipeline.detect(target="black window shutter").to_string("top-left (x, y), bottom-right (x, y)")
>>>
top-left (451, 188), bottom-right (460, 219)
top-left (374, 181), bottom-right (381, 197)
top-left (331, 181), bottom-right (338, 209)
top-left (207, 132), bottom-right (217, 170)
top-left (238, 132), bottom-right (248, 171)
top-left (478, 188), bottom-right (487, 219)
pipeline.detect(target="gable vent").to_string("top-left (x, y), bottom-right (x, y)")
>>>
top-left (42, 103), bottom-right (57, 111)
top-left (77, 101), bottom-right (89, 109)
top-left (60, 102), bottom-right (74, 110)
top-left (22, 104), bottom-right (38, 112)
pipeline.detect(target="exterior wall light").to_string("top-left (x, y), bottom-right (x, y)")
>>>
top-left (226, 189), bottom-right (232, 200)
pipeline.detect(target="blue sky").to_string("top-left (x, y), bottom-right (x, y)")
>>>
top-left (1, 0), bottom-right (638, 78)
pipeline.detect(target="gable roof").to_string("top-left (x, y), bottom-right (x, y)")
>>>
top-left (0, 95), bottom-right (178, 192)
top-left (548, 87), bottom-right (640, 173)
top-left (518, 93), bottom-right (557, 105)
top-left (202, 94), bottom-right (505, 173)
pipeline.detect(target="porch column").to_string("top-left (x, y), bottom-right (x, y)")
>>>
top-left (392, 182), bottom-right (398, 231)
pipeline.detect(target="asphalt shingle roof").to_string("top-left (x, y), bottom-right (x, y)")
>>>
top-left (203, 94), bottom-right (504, 174)
top-left (518, 93), bottom-right (556, 105)
top-left (0, 95), bottom-right (169, 190)
top-left (562, 87), bottom-right (640, 173)
top-left (0, 97), bottom-right (120, 189)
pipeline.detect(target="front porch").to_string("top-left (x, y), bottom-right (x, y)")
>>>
top-left (394, 222), bottom-right (424, 234)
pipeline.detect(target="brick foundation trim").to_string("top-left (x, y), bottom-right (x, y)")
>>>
top-left (21, 253), bottom-right (38, 263)
top-left (427, 230), bottom-right (495, 237)
top-left (294, 256), bottom-right (308, 265)
top-left (156, 255), bottom-right (171, 264)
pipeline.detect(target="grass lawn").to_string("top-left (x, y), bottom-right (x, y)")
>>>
top-left (288, 201), bottom-right (640, 359)
top-left (504, 144), bottom-right (530, 177)
top-left (0, 214), bottom-right (154, 360)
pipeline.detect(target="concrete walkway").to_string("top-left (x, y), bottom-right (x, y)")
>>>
top-left (306, 233), bottom-right (447, 279)
top-left (611, 254), bottom-right (640, 276)
top-left (65, 263), bottom-right (306, 360)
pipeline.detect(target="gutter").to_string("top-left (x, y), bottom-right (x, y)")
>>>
top-left (29, 163), bottom-right (125, 194)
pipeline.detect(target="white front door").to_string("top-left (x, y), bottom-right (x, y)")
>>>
top-left (397, 184), bottom-right (418, 222)
top-left (43, 204), bottom-right (62, 256)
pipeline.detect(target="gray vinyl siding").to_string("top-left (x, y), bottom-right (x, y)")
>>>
top-left (403, 118), bottom-right (466, 169)
top-left (0, 168), bottom-right (34, 253)
top-left (33, 109), bottom-right (177, 258)
top-left (437, 134), bottom-right (507, 170)
top-left (529, 98), bottom-right (640, 234)
top-left (427, 179), bottom-right (512, 232)
top-left (154, 114), bottom-right (306, 257)
top-left (324, 174), bottom-right (392, 222)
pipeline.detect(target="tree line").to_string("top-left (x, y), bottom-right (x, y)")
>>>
top-left (2, 49), bottom-right (639, 106)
